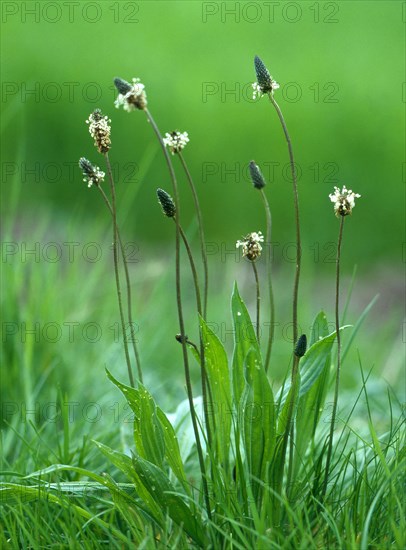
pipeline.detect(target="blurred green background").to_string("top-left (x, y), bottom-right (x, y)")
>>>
top-left (1, 1), bottom-right (404, 430)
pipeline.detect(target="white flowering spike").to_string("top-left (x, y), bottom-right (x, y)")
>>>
top-left (163, 131), bottom-right (189, 155)
top-left (86, 109), bottom-right (111, 153)
top-left (236, 231), bottom-right (264, 261)
top-left (114, 77), bottom-right (147, 112)
top-left (79, 157), bottom-right (105, 188)
top-left (329, 186), bottom-right (361, 217)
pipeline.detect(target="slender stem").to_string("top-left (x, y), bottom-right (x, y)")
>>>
top-left (178, 152), bottom-right (209, 319)
top-left (143, 108), bottom-right (211, 519)
top-left (176, 222), bottom-right (213, 449)
top-left (251, 261), bottom-right (261, 343)
top-left (96, 185), bottom-right (143, 383)
top-left (323, 216), bottom-right (345, 498)
top-left (177, 224), bottom-right (202, 316)
top-left (269, 94), bottom-right (301, 349)
top-left (260, 189), bottom-right (275, 372)
top-left (104, 153), bottom-right (135, 388)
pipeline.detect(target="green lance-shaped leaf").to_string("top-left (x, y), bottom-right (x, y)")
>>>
top-left (106, 369), bottom-right (188, 492)
top-left (270, 366), bottom-right (301, 513)
top-left (240, 347), bottom-right (275, 501)
top-left (200, 316), bottom-right (232, 465)
top-left (94, 441), bottom-right (164, 523)
top-left (156, 408), bottom-right (190, 494)
top-left (106, 369), bottom-right (165, 467)
top-left (231, 282), bottom-right (261, 405)
top-left (132, 454), bottom-right (207, 547)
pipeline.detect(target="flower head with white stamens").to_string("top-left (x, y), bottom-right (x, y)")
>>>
top-left (236, 231), bottom-right (264, 261)
top-left (329, 186), bottom-right (361, 217)
top-left (163, 131), bottom-right (189, 155)
top-left (114, 77), bottom-right (147, 111)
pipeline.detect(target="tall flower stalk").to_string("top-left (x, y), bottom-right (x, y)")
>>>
top-left (252, 261), bottom-right (261, 342)
top-left (323, 186), bottom-right (361, 497)
top-left (249, 161), bottom-right (275, 370)
top-left (163, 133), bottom-right (208, 320)
top-left (156, 188), bottom-right (213, 449)
top-left (84, 109), bottom-right (143, 384)
top-left (253, 56), bottom-right (301, 350)
top-left (105, 154), bottom-right (135, 388)
top-left (79, 156), bottom-right (135, 388)
top-left (95, 182), bottom-right (143, 384)
top-left (113, 77), bottom-right (212, 519)
top-left (156, 188), bottom-right (202, 314)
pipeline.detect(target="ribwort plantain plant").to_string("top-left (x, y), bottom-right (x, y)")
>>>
top-left (8, 58), bottom-right (404, 550)
top-left (76, 67), bottom-right (376, 545)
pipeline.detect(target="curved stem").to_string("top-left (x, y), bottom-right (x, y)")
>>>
top-left (323, 216), bottom-right (345, 498)
top-left (96, 185), bottom-right (143, 384)
top-left (251, 261), bottom-right (261, 343)
top-left (143, 108), bottom-right (211, 519)
top-left (104, 153), bottom-right (135, 388)
top-left (260, 189), bottom-right (275, 372)
top-left (177, 222), bottom-right (213, 449)
top-left (178, 152), bottom-right (209, 319)
top-left (177, 224), bottom-right (202, 316)
top-left (269, 95), bottom-right (301, 349)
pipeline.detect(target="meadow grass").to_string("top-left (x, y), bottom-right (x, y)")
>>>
top-left (1, 59), bottom-right (404, 549)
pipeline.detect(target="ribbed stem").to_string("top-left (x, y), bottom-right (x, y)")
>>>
top-left (143, 108), bottom-right (211, 519)
top-left (269, 95), bottom-right (301, 350)
top-left (104, 153), bottom-right (135, 388)
top-left (260, 189), bottom-right (275, 372)
top-left (96, 184), bottom-right (143, 384)
top-left (323, 216), bottom-right (345, 498)
top-left (178, 152), bottom-right (209, 319)
top-left (251, 261), bottom-right (261, 343)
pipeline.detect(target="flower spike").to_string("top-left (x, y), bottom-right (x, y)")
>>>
top-left (329, 186), bottom-right (361, 217)
top-left (114, 76), bottom-right (147, 111)
top-left (163, 131), bottom-right (189, 155)
top-left (249, 161), bottom-right (267, 189)
top-left (236, 231), bottom-right (264, 261)
top-left (294, 334), bottom-right (307, 357)
top-left (78, 157), bottom-right (105, 188)
top-left (157, 188), bottom-right (176, 218)
top-left (86, 109), bottom-right (111, 154)
top-left (253, 55), bottom-right (280, 99)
